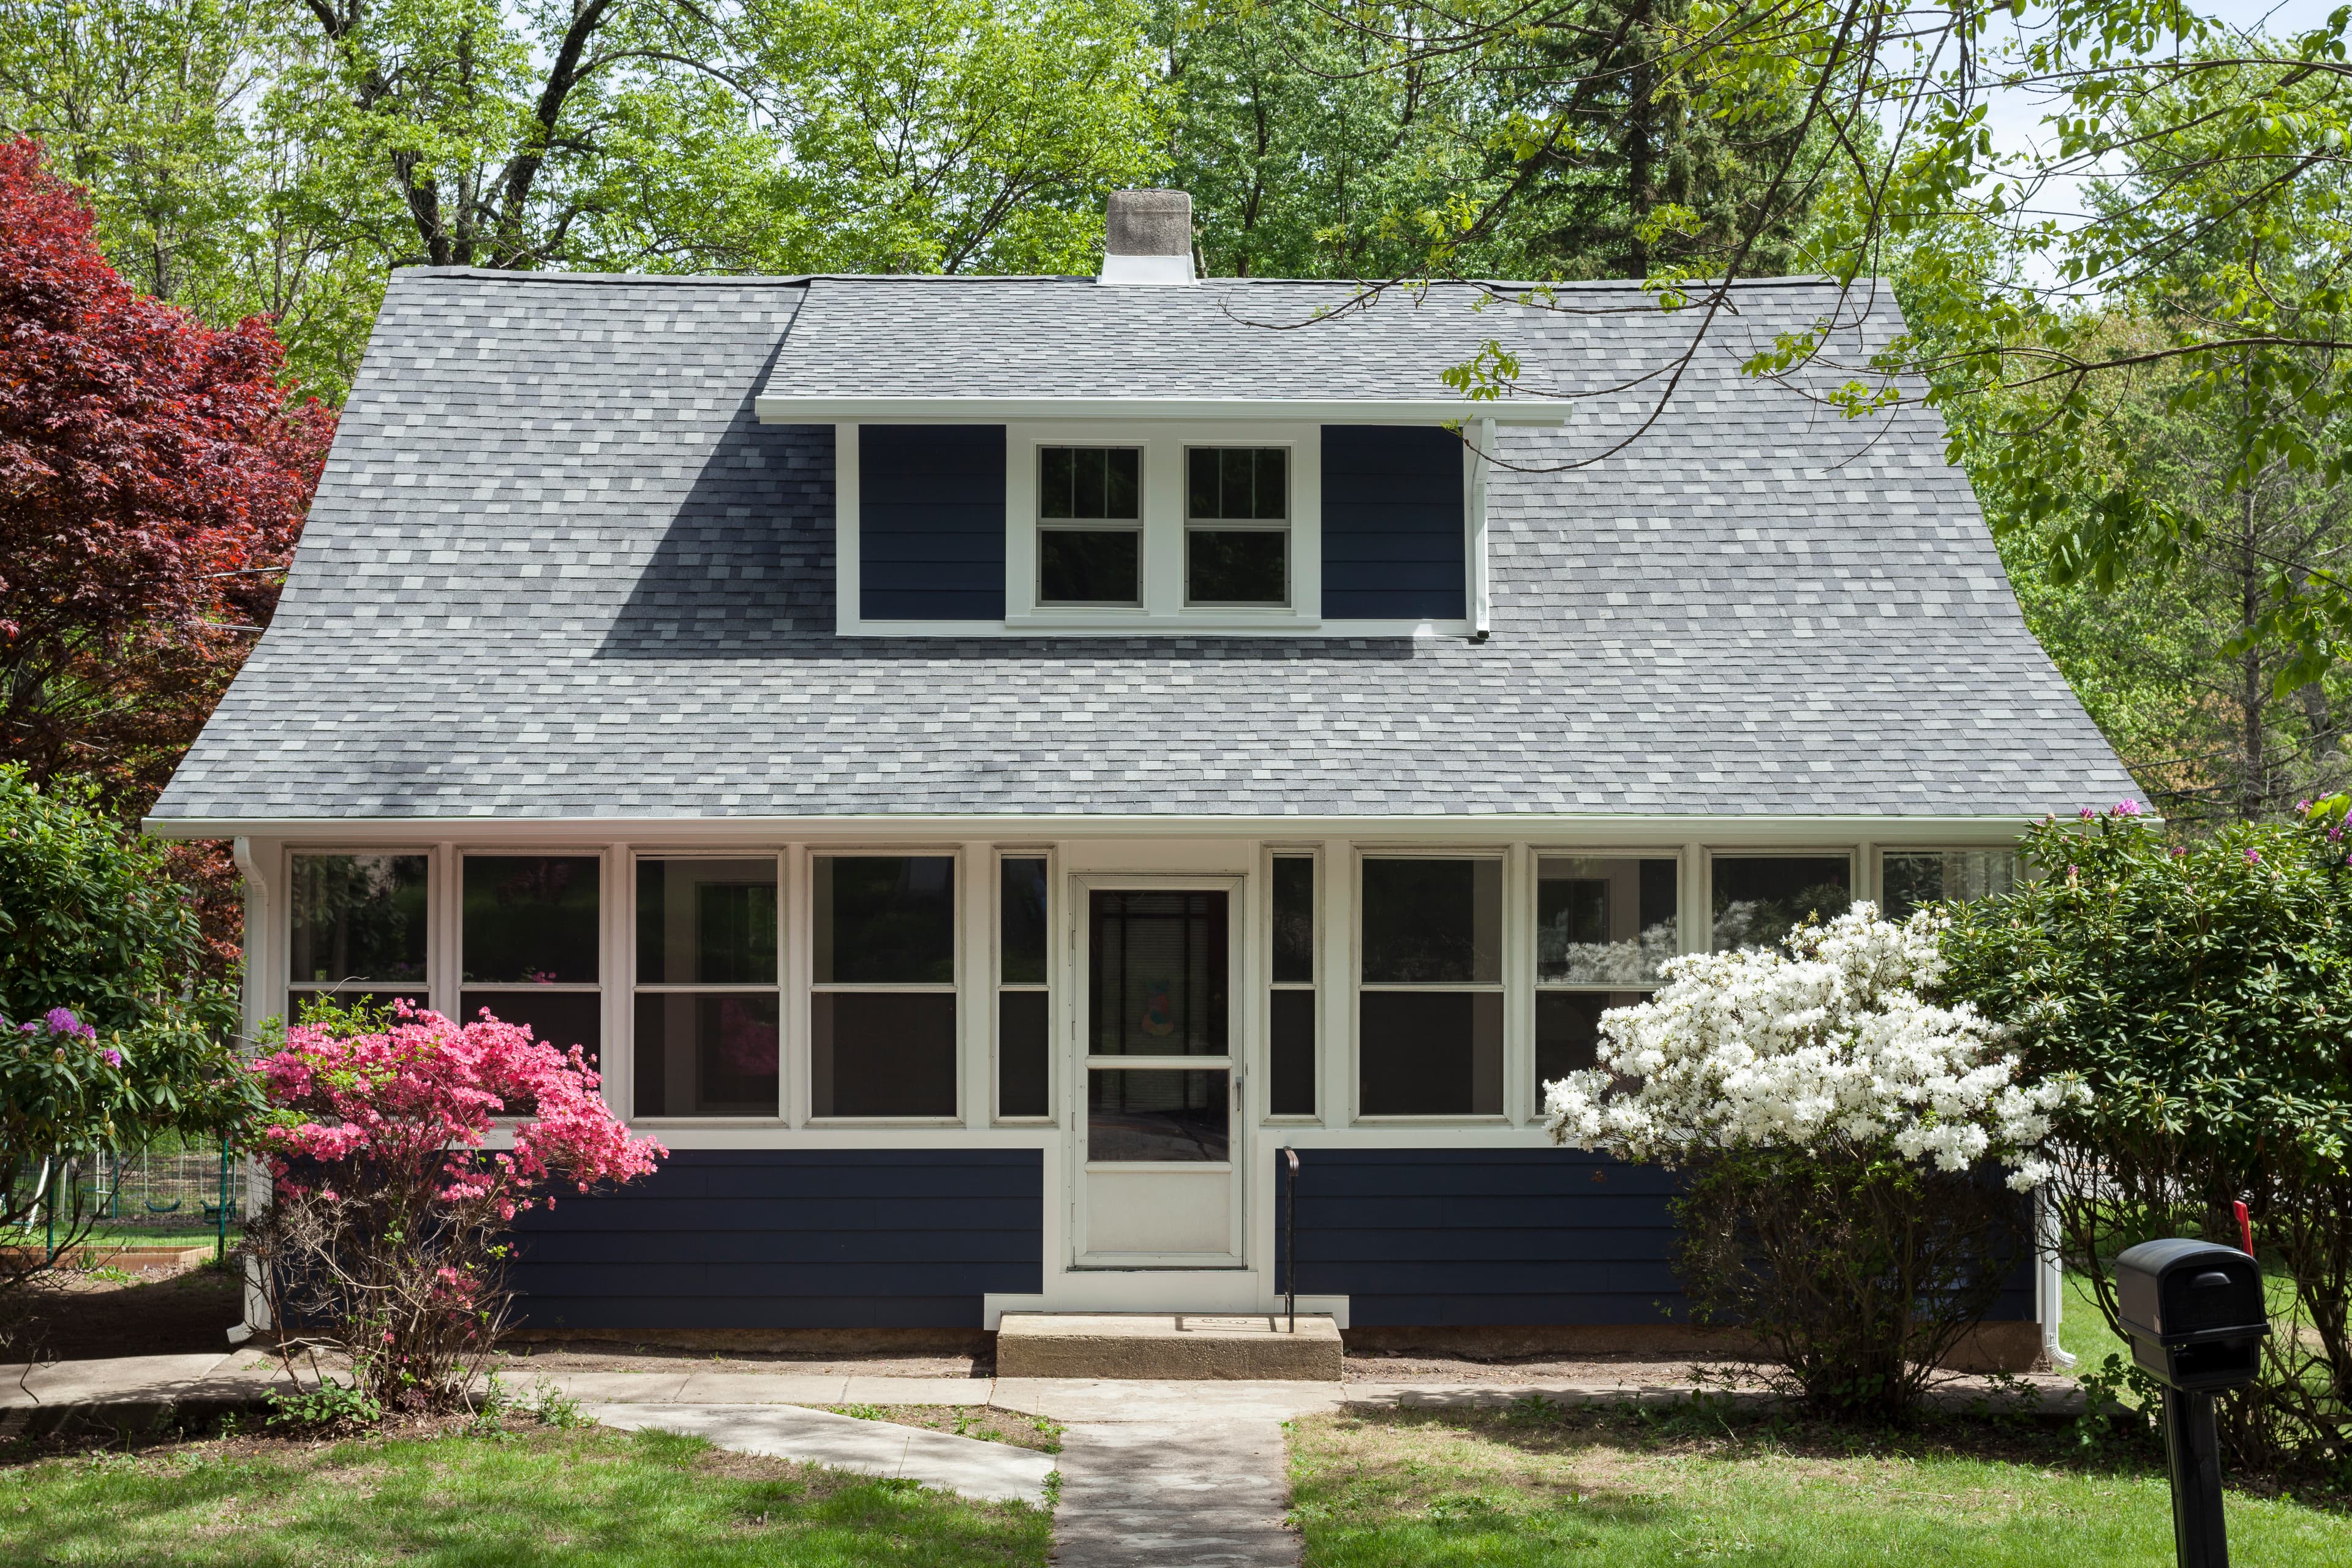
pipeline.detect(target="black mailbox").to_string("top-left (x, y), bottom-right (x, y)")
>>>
top-left (2115, 1238), bottom-right (2269, 1391)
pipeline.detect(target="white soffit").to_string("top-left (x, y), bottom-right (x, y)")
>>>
top-left (755, 395), bottom-right (1576, 426)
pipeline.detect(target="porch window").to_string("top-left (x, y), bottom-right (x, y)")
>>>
top-left (1038, 446), bottom-right (1142, 606)
top-left (1268, 854), bottom-right (1316, 1116)
top-left (461, 854), bottom-right (602, 1059)
top-left (997, 856), bottom-right (1050, 1120)
top-left (1185, 447), bottom-right (1287, 605)
top-left (287, 853), bottom-right (428, 1021)
top-left (1357, 856), bottom-right (1503, 1117)
top-left (1534, 856), bottom-right (1677, 1093)
top-left (1710, 854), bottom-right (1851, 952)
top-left (1881, 850), bottom-right (2020, 919)
top-left (631, 858), bottom-right (780, 1118)
top-left (812, 855), bottom-right (957, 1118)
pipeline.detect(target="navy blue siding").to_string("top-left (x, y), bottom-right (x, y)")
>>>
top-left (1272, 1148), bottom-right (2035, 1328)
top-left (859, 424), bottom-right (1005, 619)
top-left (1320, 425), bottom-right (1465, 619)
top-left (509, 1149), bottom-right (1041, 1330)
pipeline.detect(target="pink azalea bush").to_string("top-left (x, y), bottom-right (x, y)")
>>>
top-left (246, 1001), bottom-right (663, 1413)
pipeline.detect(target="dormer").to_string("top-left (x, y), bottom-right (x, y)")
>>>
top-left (753, 190), bottom-right (1576, 639)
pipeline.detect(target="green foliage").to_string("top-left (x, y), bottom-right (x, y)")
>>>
top-left (263, 1377), bottom-right (386, 1431)
top-left (1673, 1148), bottom-right (2028, 1425)
top-left (1940, 801), bottom-right (2352, 1474)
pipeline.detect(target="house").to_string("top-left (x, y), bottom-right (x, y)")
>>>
top-left (148, 190), bottom-right (2134, 1363)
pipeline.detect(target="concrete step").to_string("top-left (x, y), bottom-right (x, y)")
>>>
top-left (996, 1312), bottom-right (1342, 1381)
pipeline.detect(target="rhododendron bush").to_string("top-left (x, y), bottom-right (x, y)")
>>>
top-left (1544, 905), bottom-right (2081, 1421)
top-left (246, 1002), bottom-right (663, 1412)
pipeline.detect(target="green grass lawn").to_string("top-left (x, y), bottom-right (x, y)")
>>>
top-left (0, 1423), bottom-right (1052, 1567)
top-left (1289, 1401), bottom-right (2352, 1567)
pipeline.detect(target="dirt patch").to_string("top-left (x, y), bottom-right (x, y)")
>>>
top-left (12, 1264), bottom-right (244, 1360)
top-left (1342, 1348), bottom-right (1761, 1386)
top-left (823, 1404), bottom-right (1065, 1453)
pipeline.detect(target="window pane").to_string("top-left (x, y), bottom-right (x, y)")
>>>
top-left (1187, 530), bottom-right (1286, 605)
top-left (1039, 529), bottom-right (1140, 605)
top-left (1001, 858), bottom-right (1049, 984)
top-left (815, 856), bottom-right (955, 984)
top-left (998, 990), bottom-right (1050, 1118)
top-left (633, 992), bottom-right (779, 1117)
top-left (1882, 851), bottom-right (2019, 920)
top-left (813, 992), bottom-right (957, 1116)
top-left (636, 859), bottom-right (777, 985)
top-left (1361, 859), bottom-right (1501, 983)
top-left (1359, 990), bottom-right (1502, 1115)
top-left (1040, 447), bottom-right (1139, 521)
top-left (1088, 1069), bottom-right (1229, 1161)
top-left (1536, 990), bottom-right (1646, 1094)
top-left (1188, 448), bottom-right (1286, 520)
top-left (290, 854), bottom-right (428, 984)
top-left (287, 989), bottom-right (426, 1025)
top-left (1537, 857), bottom-right (1678, 984)
top-left (1089, 890), bottom-right (1228, 1056)
top-left (459, 989), bottom-right (601, 1058)
top-left (1269, 988), bottom-right (1315, 1115)
top-left (1271, 858), bottom-right (1314, 984)
top-left (1711, 856), bottom-right (1852, 952)
top-left (463, 856), bottom-right (599, 984)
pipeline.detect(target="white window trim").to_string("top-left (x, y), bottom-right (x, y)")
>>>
top-left (1261, 845), bottom-right (1321, 1126)
top-left (1701, 846), bottom-right (1861, 954)
top-left (833, 420), bottom-right (1480, 638)
top-left (992, 846), bottom-right (1058, 1126)
top-left (280, 844), bottom-right (441, 1020)
top-left (1349, 845), bottom-right (1512, 1126)
top-left (626, 850), bottom-right (788, 1128)
top-left (803, 845), bottom-right (968, 1128)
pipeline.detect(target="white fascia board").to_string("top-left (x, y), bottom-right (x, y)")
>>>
top-left (758, 395), bottom-right (1575, 426)
top-left (146, 813), bottom-right (2048, 846)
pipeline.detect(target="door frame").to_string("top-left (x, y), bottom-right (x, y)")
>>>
top-left (1066, 870), bottom-right (1247, 1269)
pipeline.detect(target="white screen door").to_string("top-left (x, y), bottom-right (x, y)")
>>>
top-left (1072, 878), bottom-right (1244, 1266)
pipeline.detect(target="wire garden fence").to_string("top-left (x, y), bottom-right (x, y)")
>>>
top-left (7, 1140), bottom-right (247, 1268)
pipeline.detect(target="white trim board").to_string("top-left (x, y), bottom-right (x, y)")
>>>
top-left (765, 396), bottom-right (1575, 425)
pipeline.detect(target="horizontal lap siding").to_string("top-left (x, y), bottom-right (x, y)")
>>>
top-left (509, 1150), bottom-right (1042, 1330)
top-left (860, 424), bottom-right (1005, 619)
top-left (1273, 1149), bottom-right (2035, 1327)
top-left (1320, 424), bottom-right (1465, 619)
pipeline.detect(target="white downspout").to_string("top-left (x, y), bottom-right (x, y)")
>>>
top-left (1466, 417), bottom-right (1494, 635)
top-left (230, 835), bottom-right (271, 1343)
top-left (2039, 1186), bottom-right (2074, 1368)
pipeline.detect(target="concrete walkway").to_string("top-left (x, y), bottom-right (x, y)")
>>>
top-left (582, 1402), bottom-right (1055, 1504)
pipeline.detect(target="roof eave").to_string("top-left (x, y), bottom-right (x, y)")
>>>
top-left (753, 395), bottom-right (1575, 426)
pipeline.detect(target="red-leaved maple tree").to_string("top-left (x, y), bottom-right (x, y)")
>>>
top-left (0, 136), bottom-right (336, 974)
top-left (0, 135), bottom-right (334, 812)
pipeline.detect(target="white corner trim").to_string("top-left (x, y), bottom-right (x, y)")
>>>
top-left (760, 395), bottom-right (1575, 426)
top-left (1466, 415), bottom-right (1494, 635)
top-left (834, 422), bottom-right (861, 638)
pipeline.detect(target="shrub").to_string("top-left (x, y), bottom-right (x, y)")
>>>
top-left (1544, 906), bottom-right (2078, 1422)
top-left (245, 1000), bottom-right (665, 1414)
top-left (0, 767), bottom-right (261, 1310)
top-left (1940, 799), bottom-right (2352, 1476)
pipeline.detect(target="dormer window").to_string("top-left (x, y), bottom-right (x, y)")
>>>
top-left (1185, 448), bottom-right (1289, 606)
top-left (1038, 446), bottom-right (1143, 606)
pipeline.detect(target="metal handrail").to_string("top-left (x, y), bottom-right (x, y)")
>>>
top-left (1280, 1147), bottom-right (1300, 1334)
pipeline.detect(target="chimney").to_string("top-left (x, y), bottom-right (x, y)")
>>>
top-left (1098, 189), bottom-right (1196, 286)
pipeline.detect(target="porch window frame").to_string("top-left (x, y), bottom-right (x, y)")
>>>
top-left (1529, 846), bottom-right (1687, 1104)
top-left (1871, 845), bottom-right (2030, 921)
top-left (626, 849), bottom-right (788, 1128)
top-left (1349, 844), bottom-right (1512, 1126)
top-left (803, 845), bottom-right (967, 1129)
top-left (280, 843), bottom-right (442, 1025)
top-left (1260, 844), bottom-right (1321, 1125)
top-left (992, 845), bottom-right (1058, 1126)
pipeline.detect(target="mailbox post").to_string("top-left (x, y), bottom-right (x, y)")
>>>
top-left (2114, 1238), bottom-right (2271, 1568)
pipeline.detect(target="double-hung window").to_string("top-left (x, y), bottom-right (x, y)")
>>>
top-left (1268, 854), bottom-right (1316, 1116)
top-left (1534, 856), bottom-right (1678, 1096)
top-left (287, 853), bottom-right (429, 1020)
top-left (461, 854), bottom-right (603, 1058)
top-left (812, 854), bottom-right (958, 1118)
top-left (1186, 447), bottom-right (1288, 605)
top-left (997, 855), bottom-right (1051, 1120)
top-left (1357, 856), bottom-right (1503, 1117)
top-left (1038, 447), bottom-right (1142, 606)
top-left (633, 858), bottom-right (780, 1117)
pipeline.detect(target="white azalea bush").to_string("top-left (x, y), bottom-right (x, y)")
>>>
top-left (1544, 905), bottom-right (2084, 1421)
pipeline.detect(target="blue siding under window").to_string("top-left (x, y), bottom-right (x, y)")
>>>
top-left (1321, 425), bottom-right (1465, 620)
top-left (859, 424), bottom-right (1005, 620)
top-left (508, 1149), bottom-right (1041, 1330)
top-left (1271, 1148), bottom-right (2034, 1328)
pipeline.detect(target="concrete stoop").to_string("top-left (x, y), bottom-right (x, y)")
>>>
top-left (995, 1313), bottom-right (1343, 1381)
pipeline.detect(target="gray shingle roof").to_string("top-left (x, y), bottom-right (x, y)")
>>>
top-left (148, 266), bottom-right (2136, 823)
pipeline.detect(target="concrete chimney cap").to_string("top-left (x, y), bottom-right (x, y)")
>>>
top-left (1104, 189), bottom-right (1193, 257)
